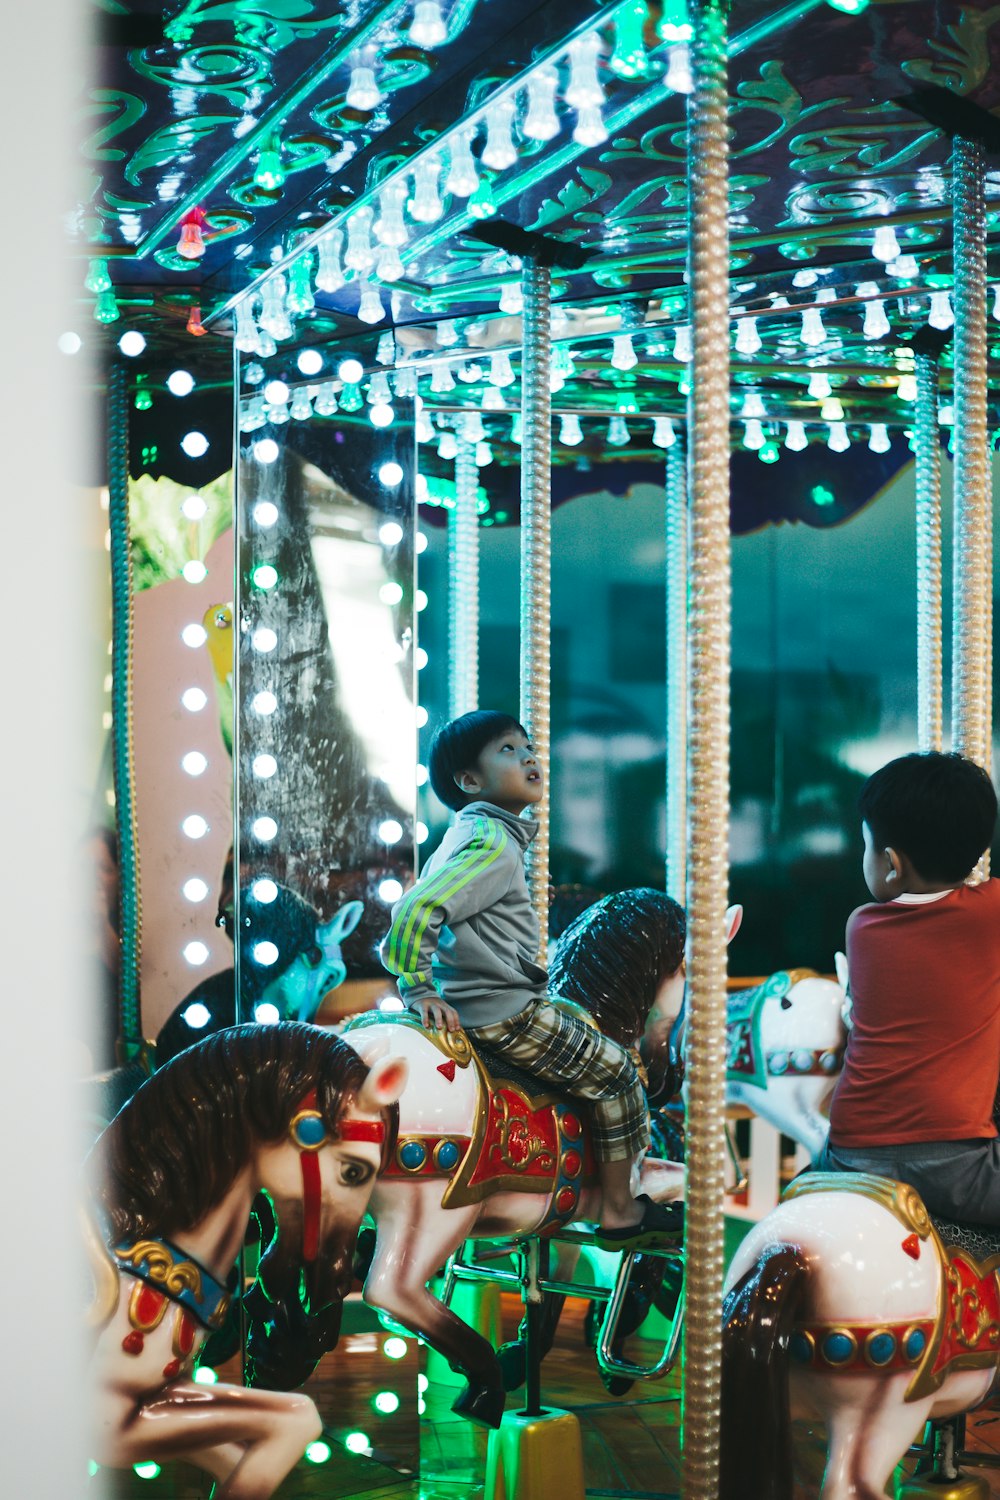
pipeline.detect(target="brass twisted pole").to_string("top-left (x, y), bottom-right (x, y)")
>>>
top-left (519, 257), bottom-right (552, 958)
top-left (682, 1), bottom-right (731, 1495)
top-left (665, 436), bottom-right (688, 904)
top-left (951, 135), bottom-right (992, 879)
top-left (448, 433), bottom-right (480, 719)
top-left (915, 352), bottom-right (943, 753)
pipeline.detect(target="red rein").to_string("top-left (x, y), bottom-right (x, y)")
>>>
top-left (295, 1091), bottom-right (385, 1263)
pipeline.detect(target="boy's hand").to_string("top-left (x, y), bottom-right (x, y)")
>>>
top-left (415, 998), bottom-right (461, 1032)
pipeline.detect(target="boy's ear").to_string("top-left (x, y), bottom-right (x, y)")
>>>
top-left (884, 846), bottom-right (903, 882)
top-left (455, 768), bottom-right (480, 795)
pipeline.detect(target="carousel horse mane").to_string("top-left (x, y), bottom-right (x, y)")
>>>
top-left (549, 887), bottom-right (686, 1048)
top-left (91, 1022), bottom-right (372, 1245)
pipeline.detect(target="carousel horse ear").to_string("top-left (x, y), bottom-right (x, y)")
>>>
top-left (724, 905), bottom-right (743, 945)
top-left (357, 1054), bottom-right (408, 1111)
top-left (834, 950), bottom-right (850, 994)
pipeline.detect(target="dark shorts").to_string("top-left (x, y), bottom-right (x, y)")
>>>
top-left (816, 1135), bottom-right (1000, 1229)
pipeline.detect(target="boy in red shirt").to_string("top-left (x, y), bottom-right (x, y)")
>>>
top-left (818, 751), bottom-right (1000, 1225)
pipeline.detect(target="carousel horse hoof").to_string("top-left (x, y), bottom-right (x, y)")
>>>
top-left (497, 1339), bottom-right (528, 1392)
top-left (594, 1196), bottom-right (684, 1253)
top-left (452, 1379), bottom-right (506, 1429)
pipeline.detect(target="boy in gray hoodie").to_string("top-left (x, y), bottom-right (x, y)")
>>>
top-left (382, 709), bottom-right (681, 1250)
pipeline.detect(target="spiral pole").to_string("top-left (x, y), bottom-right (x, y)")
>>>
top-left (915, 352), bottom-right (943, 753)
top-left (682, 2), bottom-right (731, 1495)
top-left (108, 363), bottom-right (143, 1054)
top-left (951, 135), bottom-right (992, 879)
top-left (519, 257), bottom-right (552, 958)
top-left (448, 432), bottom-right (480, 719)
top-left (665, 436), bottom-right (688, 905)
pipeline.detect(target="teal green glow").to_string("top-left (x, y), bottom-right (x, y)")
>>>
top-left (87, 1461), bottom-right (100, 1477)
top-left (252, 563), bottom-right (279, 589)
top-left (373, 1390), bottom-right (400, 1414)
top-left (288, 255), bottom-right (315, 315)
top-left (133, 1462), bottom-right (161, 1480)
top-left (254, 140), bottom-right (285, 191)
top-left (305, 1441), bottom-right (332, 1464)
top-left (610, 0), bottom-right (648, 78)
top-left (468, 178), bottom-right (497, 219)
top-left (811, 484), bottom-right (835, 506)
top-left (134, 377), bottom-right (153, 411)
top-left (825, 0), bottom-right (868, 11)
top-left (339, 382), bottom-right (363, 412)
top-left (85, 259), bottom-right (112, 294)
top-left (193, 1365), bottom-right (218, 1385)
top-left (344, 1431), bottom-right (371, 1454)
top-left (658, 0), bottom-right (693, 41)
top-left (382, 1336), bottom-right (409, 1360)
top-left (758, 441), bottom-right (780, 464)
top-left (95, 288), bottom-right (120, 325)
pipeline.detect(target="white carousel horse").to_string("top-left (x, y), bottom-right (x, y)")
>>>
top-left (86, 1023), bottom-right (406, 1500)
top-left (344, 1012), bottom-right (686, 1427)
top-left (721, 1170), bottom-right (1000, 1500)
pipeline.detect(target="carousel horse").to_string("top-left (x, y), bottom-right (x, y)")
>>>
top-left (721, 1171), bottom-right (1000, 1500)
top-left (85, 1022), bottom-right (406, 1500)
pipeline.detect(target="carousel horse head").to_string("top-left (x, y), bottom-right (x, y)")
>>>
top-left (86, 1022), bottom-right (407, 1496)
top-left (720, 1172), bottom-right (1000, 1500)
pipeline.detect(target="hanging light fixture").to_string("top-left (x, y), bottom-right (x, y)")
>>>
top-left (346, 59), bottom-right (382, 111)
top-left (409, 155), bottom-right (444, 223)
top-left (607, 414), bottom-right (630, 447)
top-left (872, 224), bottom-right (901, 262)
top-left (784, 420), bottom-right (808, 451)
top-left (316, 229), bottom-right (345, 292)
top-left (735, 317), bottom-right (761, 355)
top-left (176, 206), bottom-right (208, 260)
top-left (523, 66), bottom-right (560, 141)
top-left (868, 423), bottom-right (890, 453)
top-left (560, 413), bottom-right (583, 445)
top-left (482, 99), bottom-right (517, 170)
top-left (652, 416), bottom-right (676, 448)
top-left (827, 422), bottom-right (850, 452)
top-left (610, 333), bottom-right (637, 371)
top-left (445, 129), bottom-right (479, 197)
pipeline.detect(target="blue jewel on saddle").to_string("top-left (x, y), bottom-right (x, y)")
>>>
top-left (866, 1331), bottom-right (896, 1366)
top-left (821, 1331), bottom-right (856, 1366)
top-left (436, 1140), bottom-right (461, 1170)
top-left (904, 1328), bottom-right (927, 1362)
top-left (790, 1332), bottom-right (813, 1364)
top-left (399, 1140), bottom-right (427, 1170)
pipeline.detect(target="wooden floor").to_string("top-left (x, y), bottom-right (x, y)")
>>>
top-left (91, 1290), bottom-right (1000, 1500)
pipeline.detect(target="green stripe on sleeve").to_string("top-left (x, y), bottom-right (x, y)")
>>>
top-left (385, 818), bottom-right (508, 977)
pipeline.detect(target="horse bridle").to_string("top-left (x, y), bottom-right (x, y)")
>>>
top-left (288, 1089), bottom-right (385, 1262)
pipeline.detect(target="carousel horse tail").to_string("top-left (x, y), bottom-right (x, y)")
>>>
top-left (81, 1202), bottom-right (119, 1331)
top-left (721, 1243), bottom-right (808, 1500)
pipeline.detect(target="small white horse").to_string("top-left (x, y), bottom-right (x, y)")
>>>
top-left (721, 1171), bottom-right (1000, 1500)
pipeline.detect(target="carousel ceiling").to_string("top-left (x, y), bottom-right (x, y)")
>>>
top-left (78, 0), bottom-right (1000, 485)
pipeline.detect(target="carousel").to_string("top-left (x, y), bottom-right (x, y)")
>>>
top-left (68, 1), bottom-right (1000, 1497)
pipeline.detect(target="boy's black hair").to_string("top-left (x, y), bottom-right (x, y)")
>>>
top-left (428, 710), bottom-right (527, 810)
top-left (859, 751), bottom-right (997, 883)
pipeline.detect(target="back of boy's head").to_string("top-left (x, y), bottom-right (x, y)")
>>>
top-left (428, 710), bottom-right (526, 811)
top-left (859, 751), bottom-right (997, 883)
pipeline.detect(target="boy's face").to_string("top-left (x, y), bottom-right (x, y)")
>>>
top-left (862, 820), bottom-right (897, 902)
top-left (459, 729), bottom-right (544, 815)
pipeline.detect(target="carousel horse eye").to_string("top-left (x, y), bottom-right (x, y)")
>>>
top-left (304, 945), bottom-right (324, 969)
top-left (339, 1159), bottom-right (374, 1187)
top-left (780, 996), bottom-right (793, 1010)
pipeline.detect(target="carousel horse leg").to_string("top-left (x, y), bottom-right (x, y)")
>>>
top-left (364, 1189), bottom-right (506, 1428)
top-left (817, 1375), bottom-right (933, 1500)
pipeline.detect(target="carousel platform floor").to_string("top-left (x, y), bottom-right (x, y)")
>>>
top-left (92, 1291), bottom-right (1000, 1500)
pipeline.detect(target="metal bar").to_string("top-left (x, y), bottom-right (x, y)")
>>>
top-left (682, 0), bottom-right (732, 1494)
top-left (665, 438), bottom-right (688, 904)
top-left (448, 434), bottom-right (480, 718)
top-left (914, 352), bottom-right (943, 752)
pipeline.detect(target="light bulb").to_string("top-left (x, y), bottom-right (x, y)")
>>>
top-left (445, 129), bottom-right (478, 197)
top-left (259, 275), bottom-right (292, 340)
top-left (611, 334), bottom-right (637, 371)
top-left (316, 230), bottom-right (344, 292)
top-left (927, 289), bottom-right (953, 330)
top-left (799, 305), bottom-right (826, 347)
top-left (182, 878), bottom-right (209, 903)
top-left (573, 104), bottom-right (607, 148)
top-left (370, 403), bottom-right (394, 427)
top-left (252, 878), bottom-right (278, 903)
top-left (357, 281), bottom-right (385, 324)
top-left (461, 411), bottom-right (485, 443)
top-left (489, 351), bottom-right (515, 387)
top-left (263, 379), bottom-right (289, 405)
top-left (338, 357), bottom-right (364, 385)
top-left (827, 422), bottom-right (850, 452)
top-left (118, 330), bottom-right (146, 357)
top-left (560, 413), bottom-right (583, 445)
top-left (409, 155), bottom-right (443, 223)
top-left (482, 99), bottom-right (517, 171)
top-left (482, 386), bottom-right (506, 410)
top-left (607, 414), bottom-right (630, 447)
top-left (430, 364), bottom-right (456, 393)
top-left (182, 623), bottom-right (207, 647)
top-left (252, 626), bottom-right (278, 652)
top-left (377, 243), bottom-right (404, 280)
top-left (287, 254), bottom-right (315, 316)
top-left (807, 372), bottom-right (831, 399)
top-left (252, 690), bottom-right (277, 715)
top-left (741, 391), bottom-right (766, 419)
top-left (290, 387), bottom-right (312, 420)
top-left (253, 753), bottom-right (278, 778)
top-left (85, 258), bottom-right (112, 294)
top-left (523, 66), bottom-right (560, 141)
top-left (897, 373), bottom-right (918, 401)
top-left (784, 420), bottom-right (807, 451)
top-left (184, 941), bottom-right (209, 967)
top-left (872, 224), bottom-right (901, 262)
top-left (182, 560), bottom-right (207, 584)
top-left (409, 0), bottom-right (446, 47)
top-left (468, 176), bottom-right (497, 219)
top-left (611, 0), bottom-right (648, 78)
top-left (652, 416), bottom-right (675, 448)
top-left (182, 751), bottom-right (207, 776)
top-left (297, 348), bottom-right (323, 376)
top-left (742, 419), bottom-right (765, 450)
top-left (345, 208), bottom-right (375, 273)
top-left (252, 817), bottom-right (278, 842)
top-left (376, 334), bottom-right (396, 368)
top-left (346, 63), bottom-right (382, 111)
top-left (868, 423), bottom-right (890, 453)
top-left (254, 501), bottom-right (279, 531)
top-left (673, 324), bottom-right (692, 362)
top-left (367, 371), bottom-right (392, 405)
top-left (181, 431), bottom-right (209, 457)
top-left (393, 365), bottom-right (417, 397)
top-left (475, 441), bottom-right (493, 467)
top-left (735, 317), bottom-right (761, 355)
top-left (438, 430), bottom-right (458, 460)
top-left (499, 282), bottom-right (523, 314)
top-left (510, 414), bottom-right (523, 445)
top-left (820, 397), bottom-right (844, 421)
top-left (254, 141), bottom-right (284, 191)
top-left (181, 688), bottom-right (208, 711)
top-left (664, 43), bottom-right (694, 94)
top-left (565, 33), bottom-right (604, 108)
top-left (416, 409), bottom-right (434, 443)
top-left (167, 369), bottom-right (195, 397)
top-left (862, 299), bottom-right (891, 340)
top-left (889, 254), bottom-right (919, 279)
top-left (792, 269), bottom-right (818, 288)
top-left (182, 495), bottom-right (207, 520)
top-left (182, 815), bottom-right (208, 840)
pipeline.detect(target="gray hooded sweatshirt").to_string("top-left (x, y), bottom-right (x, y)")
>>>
top-left (381, 800), bottom-right (549, 1028)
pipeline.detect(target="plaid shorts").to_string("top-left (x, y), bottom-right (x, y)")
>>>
top-left (466, 998), bottom-right (649, 1164)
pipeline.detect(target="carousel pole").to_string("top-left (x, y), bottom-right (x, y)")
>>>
top-left (448, 429), bottom-right (481, 719)
top-left (519, 254), bottom-right (553, 954)
top-left (915, 351), bottom-right (943, 753)
top-left (682, 0), bottom-right (731, 1495)
top-left (951, 131), bottom-right (993, 876)
top-left (665, 436), bottom-right (689, 904)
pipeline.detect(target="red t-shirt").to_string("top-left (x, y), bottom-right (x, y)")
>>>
top-left (829, 879), bottom-right (1000, 1147)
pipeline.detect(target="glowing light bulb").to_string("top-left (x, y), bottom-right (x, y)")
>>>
top-left (476, 441), bottom-right (493, 466)
top-left (468, 176), bottom-right (497, 219)
top-left (784, 420), bottom-right (807, 451)
top-left (183, 498), bottom-right (207, 525)
top-left (255, 1002), bottom-right (280, 1024)
top-left (118, 330), bottom-right (146, 357)
top-left (741, 392), bottom-right (766, 419)
top-left (560, 413), bottom-right (583, 446)
top-left (799, 305), bottom-right (826, 347)
top-left (182, 687), bottom-right (208, 712)
top-left (868, 423), bottom-right (890, 453)
top-left (338, 358), bottom-right (364, 385)
top-left (345, 208), bottom-right (376, 273)
top-left (252, 690), bottom-right (278, 715)
top-left (928, 290), bottom-right (953, 330)
top-left (253, 501), bottom-right (279, 527)
top-left (290, 387), bottom-right (312, 420)
top-left (181, 431), bottom-right (209, 458)
top-left (298, 348), bottom-right (323, 377)
top-left (820, 397), bottom-right (844, 421)
top-left (573, 104), bottom-right (607, 148)
top-left (370, 403), bottom-right (394, 427)
top-left (252, 878), bottom-right (278, 903)
top-left (182, 623), bottom-right (207, 648)
top-left (167, 369), bottom-right (195, 397)
top-left (184, 941), bottom-right (209, 966)
top-left (611, 334), bottom-right (637, 371)
top-left (58, 332), bottom-right (82, 355)
top-left (445, 129), bottom-right (478, 196)
top-left (673, 325), bottom-right (692, 362)
top-left (897, 373), bottom-right (918, 401)
top-left (379, 877), bottom-right (403, 903)
top-left (253, 941), bottom-right (279, 966)
top-left (499, 281), bottom-right (522, 314)
top-left (252, 816), bottom-right (278, 842)
top-left (305, 1440), bottom-right (333, 1466)
top-left (742, 419), bottom-right (765, 450)
top-left (357, 281), bottom-right (385, 324)
top-left (182, 751), bottom-right (208, 776)
top-left (234, 298), bottom-right (259, 354)
top-left (379, 581), bottom-right (404, 605)
top-left (379, 819), bottom-right (404, 844)
top-left (735, 317), bottom-right (761, 355)
top-left (252, 626), bottom-right (277, 652)
top-left (607, 415), bottom-right (630, 447)
top-left (652, 416), bottom-right (676, 448)
top-left (382, 1337), bottom-right (408, 1360)
top-left (523, 66), bottom-right (560, 141)
top-left (316, 230), bottom-right (344, 293)
top-left (409, 0), bottom-right (446, 46)
top-left (259, 274), bottom-right (292, 341)
top-left (611, 0), bottom-right (648, 78)
top-left (807, 372), bottom-right (831, 400)
top-left (287, 255), bottom-right (315, 316)
top-left (85, 259), bottom-right (112, 294)
top-left (430, 364), bottom-right (456, 394)
top-left (253, 754), bottom-right (278, 778)
top-left (182, 1003), bottom-right (211, 1029)
top-left (182, 815), bottom-right (208, 839)
top-left (254, 140), bottom-right (284, 190)
top-left (664, 43), bottom-right (694, 94)
top-left (863, 299), bottom-right (891, 340)
top-left (252, 564), bottom-right (278, 590)
top-left (489, 350), bottom-right (515, 387)
top-left (409, 155), bottom-right (444, 223)
top-left (828, 422), bottom-right (850, 451)
top-left (346, 63), bottom-right (381, 111)
top-left (183, 878), bottom-right (209, 902)
top-left (482, 99), bottom-right (517, 170)
top-left (872, 224), bottom-right (901, 262)
top-left (566, 33), bottom-right (604, 108)
top-left (438, 430), bottom-right (458, 459)
top-left (889, 254), bottom-right (918, 279)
